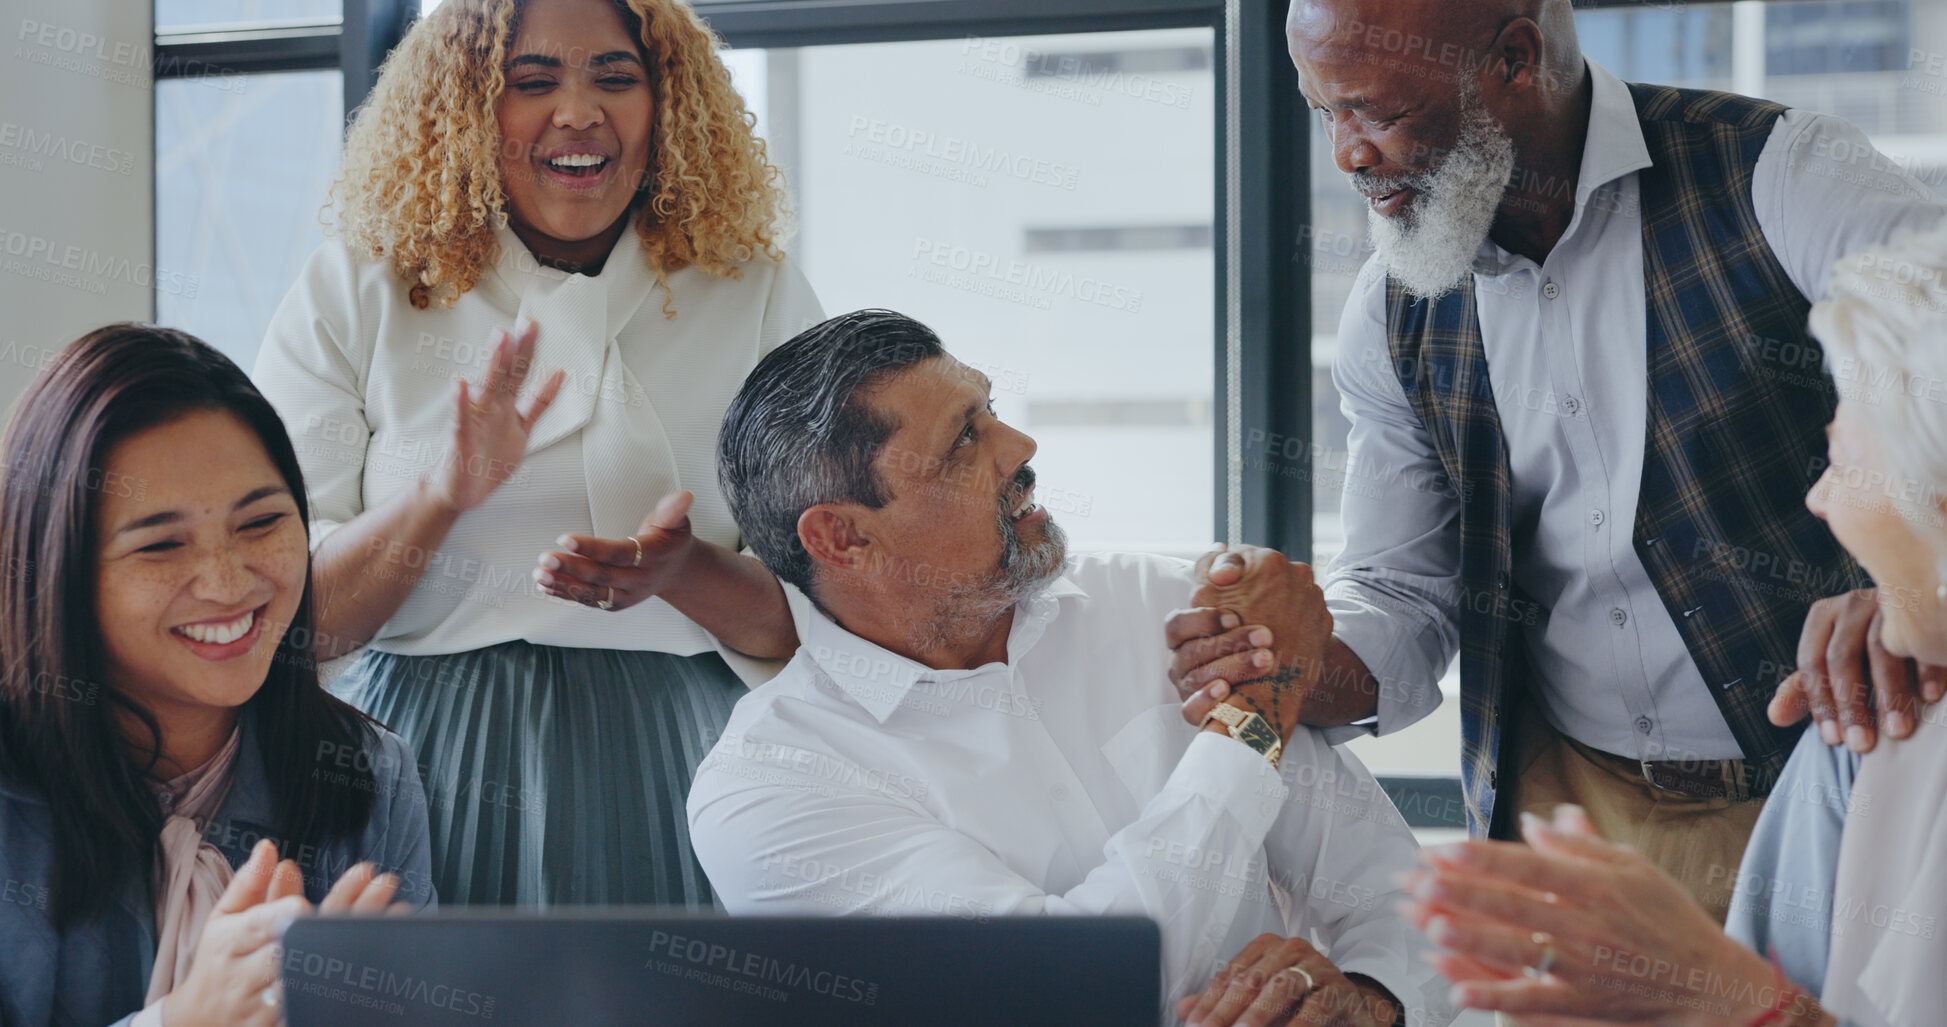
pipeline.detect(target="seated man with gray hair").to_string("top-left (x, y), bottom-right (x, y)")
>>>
top-left (688, 309), bottom-right (1449, 1026)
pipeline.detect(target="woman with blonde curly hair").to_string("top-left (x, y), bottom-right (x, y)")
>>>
top-left (252, 0), bottom-right (823, 907)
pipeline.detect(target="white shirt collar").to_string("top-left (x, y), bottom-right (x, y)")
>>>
top-left (1473, 59), bottom-right (1653, 275)
top-left (481, 217), bottom-right (653, 327)
top-left (804, 567), bottom-right (1090, 724)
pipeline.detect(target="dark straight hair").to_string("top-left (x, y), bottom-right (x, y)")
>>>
top-left (0, 323), bottom-right (377, 929)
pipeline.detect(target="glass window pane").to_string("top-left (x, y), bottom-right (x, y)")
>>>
top-left (156, 70), bottom-right (343, 368)
top-left (157, 0), bottom-right (340, 30)
top-left (751, 29), bottom-right (1217, 558)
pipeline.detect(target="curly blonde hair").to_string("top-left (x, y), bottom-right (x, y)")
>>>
top-left (328, 0), bottom-right (789, 313)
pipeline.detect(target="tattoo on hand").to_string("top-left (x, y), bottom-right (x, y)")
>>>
top-left (1234, 665), bottom-right (1305, 726)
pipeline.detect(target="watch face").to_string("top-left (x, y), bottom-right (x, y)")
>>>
top-left (1236, 715), bottom-right (1281, 754)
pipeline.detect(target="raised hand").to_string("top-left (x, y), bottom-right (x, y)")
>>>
top-left (429, 319), bottom-right (567, 514)
top-left (534, 490), bottom-right (699, 612)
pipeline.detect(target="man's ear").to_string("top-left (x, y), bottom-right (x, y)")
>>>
top-left (1480, 17), bottom-right (1546, 101)
top-left (799, 504), bottom-right (873, 577)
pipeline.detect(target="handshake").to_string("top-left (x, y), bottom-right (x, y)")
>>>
top-left (1166, 544), bottom-right (1352, 743)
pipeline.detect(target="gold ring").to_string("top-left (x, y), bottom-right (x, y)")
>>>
top-left (596, 586), bottom-right (615, 611)
top-left (468, 401), bottom-right (495, 416)
top-left (629, 535), bottom-right (643, 568)
top-left (1524, 931), bottom-right (1558, 979)
top-left (1276, 965), bottom-right (1315, 993)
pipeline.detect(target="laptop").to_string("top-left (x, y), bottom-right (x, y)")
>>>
top-left (282, 912), bottom-right (1161, 1026)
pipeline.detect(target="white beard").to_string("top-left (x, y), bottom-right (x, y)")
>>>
top-left (1361, 99), bottom-right (1516, 301)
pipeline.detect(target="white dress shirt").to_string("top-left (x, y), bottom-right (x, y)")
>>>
top-left (688, 552), bottom-right (1448, 1024)
top-left (1325, 60), bottom-right (1945, 760)
top-left (254, 226), bottom-right (824, 677)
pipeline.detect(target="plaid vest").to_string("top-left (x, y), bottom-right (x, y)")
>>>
top-left (1384, 84), bottom-right (1866, 836)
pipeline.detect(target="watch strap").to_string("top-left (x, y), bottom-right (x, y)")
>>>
top-left (1202, 703), bottom-right (1282, 767)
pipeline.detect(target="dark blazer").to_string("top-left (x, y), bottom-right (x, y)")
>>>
top-left (0, 709), bottom-right (435, 1026)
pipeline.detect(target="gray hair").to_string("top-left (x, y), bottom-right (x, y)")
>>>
top-left (717, 310), bottom-right (946, 602)
top-left (1815, 217), bottom-right (1947, 542)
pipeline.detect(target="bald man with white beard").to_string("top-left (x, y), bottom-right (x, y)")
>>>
top-left (1168, 0), bottom-right (1945, 938)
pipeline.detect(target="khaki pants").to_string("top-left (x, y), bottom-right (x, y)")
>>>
top-left (1493, 699), bottom-right (1766, 925)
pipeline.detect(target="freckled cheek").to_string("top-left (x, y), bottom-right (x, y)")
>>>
top-left (261, 535), bottom-right (311, 605)
top-left (96, 562), bottom-right (192, 644)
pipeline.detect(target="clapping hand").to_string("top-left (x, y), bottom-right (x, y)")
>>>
top-left (158, 842), bottom-right (409, 1027)
top-left (535, 491), bottom-right (699, 612)
top-left (429, 319), bottom-right (566, 514)
top-left (1399, 806), bottom-right (1802, 1027)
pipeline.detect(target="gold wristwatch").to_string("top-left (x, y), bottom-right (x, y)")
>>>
top-left (1202, 702), bottom-right (1283, 768)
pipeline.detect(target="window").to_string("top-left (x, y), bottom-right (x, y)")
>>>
top-left (152, 0), bottom-right (406, 364)
top-left (155, 70), bottom-right (343, 366)
top-left (158, 0), bottom-right (342, 31)
top-left (739, 30), bottom-right (1218, 556)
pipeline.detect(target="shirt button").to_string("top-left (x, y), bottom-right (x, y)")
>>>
top-left (1589, 509), bottom-right (1605, 527)
top-left (1050, 785), bottom-right (1069, 802)
top-left (1610, 607), bottom-right (1628, 627)
top-left (1542, 280), bottom-right (1561, 300)
top-left (1636, 716), bottom-right (1653, 735)
top-left (1560, 395), bottom-right (1580, 416)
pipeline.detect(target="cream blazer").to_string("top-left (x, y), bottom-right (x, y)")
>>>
top-left (254, 226), bottom-right (823, 683)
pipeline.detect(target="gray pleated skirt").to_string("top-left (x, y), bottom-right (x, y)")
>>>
top-left (329, 640), bottom-right (744, 908)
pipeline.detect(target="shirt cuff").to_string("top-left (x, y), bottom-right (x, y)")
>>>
top-left (1171, 728), bottom-right (1291, 838)
top-left (132, 1001), bottom-right (166, 1027)
top-left (1340, 957), bottom-right (1446, 1027)
top-left (1322, 585), bottom-right (1446, 741)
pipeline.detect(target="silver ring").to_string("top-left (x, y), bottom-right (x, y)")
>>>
top-left (1276, 965), bottom-right (1315, 993)
top-left (629, 535), bottom-right (643, 567)
top-left (1523, 931), bottom-right (1558, 979)
top-left (261, 985), bottom-right (279, 1007)
top-left (596, 586), bottom-right (615, 611)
